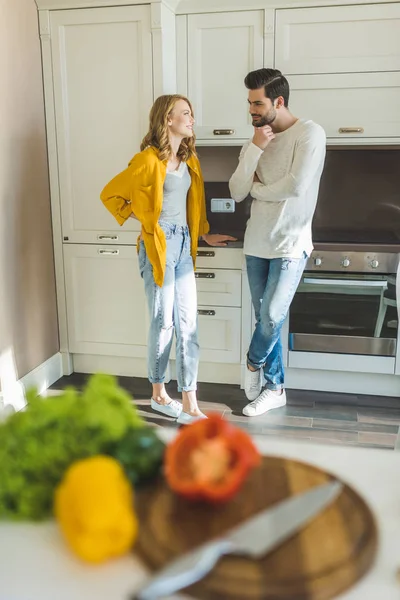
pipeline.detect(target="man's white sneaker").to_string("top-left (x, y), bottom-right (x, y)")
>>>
top-left (244, 366), bottom-right (263, 401)
top-left (243, 389), bottom-right (286, 417)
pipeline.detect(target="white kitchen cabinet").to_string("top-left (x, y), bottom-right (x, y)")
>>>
top-left (49, 6), bottom-right (153, 244)
top-left (171, 304), bottom-right (241, 364)
top-left (195, 268), bottom-right (242, 307)
top-left (276, 3), bottom-right (400, 75)
top-left (288, 72), bottom-right (400, 142)
top-left (197, 306), bottom-right (241, 364)
top-left (180, 11), bottom-right (264, 142)
top-left (63, 244), bottom-right (148, 357)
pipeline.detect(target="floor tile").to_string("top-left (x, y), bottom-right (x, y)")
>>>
top-left (312, 418), bottom-right (398, 435)
top-left (357, 407), bottom-right (400, 426)
top-left (358, 431), bottom-right (397, 448)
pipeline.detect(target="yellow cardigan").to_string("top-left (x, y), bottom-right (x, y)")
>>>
top-left (100, 147), bottom-right (210, 287)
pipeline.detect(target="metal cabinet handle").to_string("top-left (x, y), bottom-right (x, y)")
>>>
top-left (213, 129), bottom-right (235, 135)
top-left (98, 249), bottom-right (119, 255)
top-left (98, 235), bottom-right (119, 240)
top-left (197, 309), bottom-right (216, 316)
top-left (197, 251), bottom-right (215, 257)
top-left (338, 127), bottom-right (364, 134)
top-left (195, 272), bottom-right (215, 279)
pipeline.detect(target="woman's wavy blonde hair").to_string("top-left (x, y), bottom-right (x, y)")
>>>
top-left (140, 95), bottom-right (196, 162)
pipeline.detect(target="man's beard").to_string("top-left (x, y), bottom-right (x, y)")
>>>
top-left (252, 109), bottom-right (277, 128)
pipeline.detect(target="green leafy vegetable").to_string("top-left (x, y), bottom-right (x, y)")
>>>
top-left (106, 426), bottom-right (165, 487)
top-left (0, 374), bottom-right (149, 521)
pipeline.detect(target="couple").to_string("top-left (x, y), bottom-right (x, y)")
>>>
top-left (101, 68), bottom-right (326, 424)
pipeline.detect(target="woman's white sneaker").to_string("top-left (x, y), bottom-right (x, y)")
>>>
top-left (177, 411), bottom-right (208, 425)
top-left (243, 389), bottom-right (286, 417)
top-left (151, 398), bottom-right (182, 418)
top-left (244, 366), bottom-right (263, 401)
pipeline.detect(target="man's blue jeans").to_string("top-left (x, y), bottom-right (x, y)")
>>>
top-left (245, 253), bottom-right (307, 390)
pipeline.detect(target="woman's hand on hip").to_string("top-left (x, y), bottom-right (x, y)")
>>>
top-left (202, 234), bottom-right (237, 247)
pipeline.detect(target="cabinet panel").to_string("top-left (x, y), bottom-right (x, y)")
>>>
top-left (276, 4), bottom-right (400, 75)
top-left (50, 6), bottom-right (153, 243)
top-left (187, 11), bottom-right (264, 141)
top-left (196, 248), bottom-right (243, 270)
top-left (289, 72), bottom-right (400, 141)
top-left (64, 244), bottom-right (148, 357)
top-left (197, 306), bottom-right (241, 363)
top-left (195, 268), bottom-right (242, 307)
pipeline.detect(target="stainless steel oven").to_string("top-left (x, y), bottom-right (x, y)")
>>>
top-left (289, 251), bottom-right (400, 357)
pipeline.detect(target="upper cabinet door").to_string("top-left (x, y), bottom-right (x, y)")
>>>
top-left (50, 6), bottom-right (153, 244)
top-left (288, 72), bottom-right (400, 142)
top-left (275, 4), bottom-right (400, 75)
top-left (186, 11), bottom-right (264, 143)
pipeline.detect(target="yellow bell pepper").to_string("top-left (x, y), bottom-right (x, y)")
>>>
top-left (54, 455), bottom-right (138, 563)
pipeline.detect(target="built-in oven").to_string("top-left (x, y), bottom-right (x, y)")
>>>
top-left (289, 251), bottom-right (400, 357)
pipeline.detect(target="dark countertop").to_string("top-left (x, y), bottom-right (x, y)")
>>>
top-left (198, 239), bottom-right (244, 249)
top-left (198, 240), bottom-right (400, 253)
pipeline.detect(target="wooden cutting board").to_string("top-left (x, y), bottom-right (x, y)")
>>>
top-left (135, 455), bottom-right (377, 600)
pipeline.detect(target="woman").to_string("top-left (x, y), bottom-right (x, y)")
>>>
top-left (101, 95), bottom-right (235, 424)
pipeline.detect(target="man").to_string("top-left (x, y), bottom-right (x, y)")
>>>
top-left (229, 68), bottom-right (326, 417)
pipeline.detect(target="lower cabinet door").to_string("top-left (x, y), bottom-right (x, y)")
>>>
top-left (63, 244), bottom-right (148, 357)
top-left (171, 306), bottom-right (241, 364)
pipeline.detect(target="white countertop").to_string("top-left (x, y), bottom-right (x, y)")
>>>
top-left (1, 431), bottom-right (400, 600)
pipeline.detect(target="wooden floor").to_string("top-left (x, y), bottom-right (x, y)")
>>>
top-left (50, 374), bottom-right (400, 451)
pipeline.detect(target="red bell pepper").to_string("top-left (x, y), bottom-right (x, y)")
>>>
top-left (164, 414), bottom-right (261, 503)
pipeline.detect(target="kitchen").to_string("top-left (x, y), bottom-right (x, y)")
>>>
top-left (2, 0), bottom-right (400, 598)
top-left (30, 0), bottom-right (400, 398)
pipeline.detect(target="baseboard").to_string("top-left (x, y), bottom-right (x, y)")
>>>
top-left (72, 354), bottom-right (241, 386)
top-left (285, 367), bottom-right (400, 398)
top-left (20, 352), bottom-right (63, 395)
top-left (0, 352), bottom-right (63, 416)
top-left (73, 354), bottom-right (148, 378)
top-left (240, 363), bottom-right (400, 398)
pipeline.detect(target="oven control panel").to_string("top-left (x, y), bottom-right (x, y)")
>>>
top-left (306, 251), bottom-right (399, 273)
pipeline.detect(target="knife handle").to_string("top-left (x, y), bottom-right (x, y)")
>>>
top-left (133, 538), bottom-right (235, 600)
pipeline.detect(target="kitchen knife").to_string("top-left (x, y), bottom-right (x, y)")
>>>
top-left (133, 480), bottom-right (342, 600)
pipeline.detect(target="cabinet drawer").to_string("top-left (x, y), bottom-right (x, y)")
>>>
top-left (170, 305), bottom-right (241, 364)
top-left (289, 72), bottom-right (400, 141)
top-left (196, 248), bottom-right (243, 270)
top-left (197, 306), bottom-right (241, 364)
top-left (276, 4), bottom-right (400, 75)
top-left (196, 268), bottom-right (241, 307)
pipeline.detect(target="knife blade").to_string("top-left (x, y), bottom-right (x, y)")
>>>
top-left (132, 480), bottom-right (342, 600)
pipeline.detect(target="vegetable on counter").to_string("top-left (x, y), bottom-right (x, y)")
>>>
top-left (164, 414), bottom-right (261, 503)
top-left (54, 455), bottom-right (138, 563)
top-left (0, 374), bottom-right (164, 521)
top-left (106, 425), bottom-right (165, 487)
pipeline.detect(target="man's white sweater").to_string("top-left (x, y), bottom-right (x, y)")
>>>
top-left (229, 119), bottom-right (326, 259)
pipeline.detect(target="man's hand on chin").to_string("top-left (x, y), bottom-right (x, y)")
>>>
top-left (252, 125), bottom-right (275, 150)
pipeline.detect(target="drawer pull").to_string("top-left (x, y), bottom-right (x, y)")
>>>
top-left (213, 129), bottom-right (235, 135)
top-left (98, 235), bottom-right (119, 240)
top-left (98, 249), bottom-right (119, 255)
top-left (197, 250), bottom-right (215, 257)
top-left (197, 309), bottom-right (216, 316)
top-left (338, 127), bottom-right (364, 134)
top-left (195, 272), bottom-right (215, 279)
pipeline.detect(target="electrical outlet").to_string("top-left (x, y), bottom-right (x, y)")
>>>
top-left (211, 198), bottom-right (235, 213)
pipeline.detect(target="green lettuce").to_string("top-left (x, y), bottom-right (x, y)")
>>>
top-left (0, 373), bottom-right (154, 521)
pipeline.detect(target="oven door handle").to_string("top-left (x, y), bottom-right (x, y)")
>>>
top-left (302, 278), bottom-right (388, 288)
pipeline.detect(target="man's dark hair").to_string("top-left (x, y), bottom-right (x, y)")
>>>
top-left (244, 68), bottom-right (290, 107)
